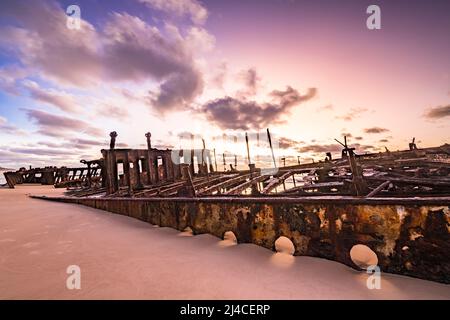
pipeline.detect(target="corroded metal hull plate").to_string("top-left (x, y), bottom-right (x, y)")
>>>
top-left (31, 195), bottom-right (450, 284)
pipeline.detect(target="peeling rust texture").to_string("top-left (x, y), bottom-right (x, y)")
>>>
top-left (32, 195), bottom-right (450, 284)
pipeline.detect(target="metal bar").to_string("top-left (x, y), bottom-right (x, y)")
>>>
top-left (245, 132), bottom-right (251, 165)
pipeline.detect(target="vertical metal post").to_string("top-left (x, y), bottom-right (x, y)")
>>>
top-left (245, 132), bottom-right (251, 165)
top-left (267, 128), bottom-right (277, 168)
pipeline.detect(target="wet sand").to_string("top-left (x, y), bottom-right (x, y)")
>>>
top-left (0, 185), bottom-right (449, 299)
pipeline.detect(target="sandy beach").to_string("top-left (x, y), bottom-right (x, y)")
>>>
top-left (0, 185), bottom-right (449, 300)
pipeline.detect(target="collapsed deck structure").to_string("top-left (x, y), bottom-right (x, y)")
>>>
top-left (16, 131), bottom-right (450, 283)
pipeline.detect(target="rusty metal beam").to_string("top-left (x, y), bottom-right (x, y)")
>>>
top-left (197, 173), bottom-right (253, 195)
top-left (223, 174), bottom-right (268, 195)
top-left (281, 181), bottom-right (345, 194)
top-left (194, 174), bottom-right (238, 190)
top-left (365, 180), bottom-right (391, 198)
top-left (366, 175), bottom-right (450, 188)
top-left (261, 171), bottom-right (294, 194)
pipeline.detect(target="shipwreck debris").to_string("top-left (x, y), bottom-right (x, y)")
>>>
top-left (9, 130), bottom-right (450, 283)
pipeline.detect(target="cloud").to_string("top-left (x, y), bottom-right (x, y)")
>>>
top-left (0, 1), bottom-right (207, 112)
top-left (101, 13), bottom-right (207, 111)
top-left (0, 116), bottom-right (26, 135)
top-left (341, 132), bottom-right (353, 138)
top-left (185, 26), bottom-right (216, 52)
top-left (298, 142), bottom-right (375, 155)
top-left (149, 68), bottom-right (204, 112)
top-left (0, 0), bottom-right (101, 86)
top-left (354, 136), bottom-right (363, 140)
top-left (270, 86), bottom-right (316, 108)
top-left (335, 107), bottom-right (368, 121)
top-left (353, 143), bottom-right (376, 153)
top-left (278, 137), bottom-right (301, 149)
top-left (70, 138), bottom-right (106, 149)
top-left (424, 105), bottom-right (450, 119)
top-left (139, 0), bottom-right (208, 25)
top-left (0, 65), bottom-right (29, 95)
top-left (153, 143), bottom-right (174, 149)
top-left (96, 104), bottom-right (129, 119)
top-left (38, 138), bottom-right (107, 150)
top-left (101, 13), bottom-right (191, 82)
top-left (298, 144), bottom-right (342, 154)
top-left (210, 61), bottom-right (228, 89)
top-left (8, 147), bottom-right (79, 156)
top-left (38, 141), bottom-right (66, 148)
top-left (22, 80), bottom-right (80, 113)
top-left (23, 109), bottom-right (103, 138)
top-left (237, 68), bottom-right (261, 97)
top-left (364, 127), bottom-right (390, 134)
top-left (318, 104), bottom-right (334, 111)
top-left (201, 87), bottom-right (317, 130)
top-left (379, 139), bottom-right (389, 143)
top-left (116, 142), bottom-right (129, 148)
top-left (0, 146), bottom-right (84, 168)
top-left (0, 149), bottom-right (45, 166)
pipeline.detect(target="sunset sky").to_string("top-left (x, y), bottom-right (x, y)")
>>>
top-left (0, 0), bottom-right (449, 169)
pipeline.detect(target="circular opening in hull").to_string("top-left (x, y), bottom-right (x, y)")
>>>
top-left (350, 244), bottom-right (378, 269)
top-left (178, 226), bottom-right (194, 237)
top-left (223, 231), bottom-right (237, 243)
top-left (274, 236), bottom-right (295, 255)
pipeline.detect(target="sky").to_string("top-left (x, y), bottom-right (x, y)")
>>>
top-left (0, 0), bottom-right (449, 169)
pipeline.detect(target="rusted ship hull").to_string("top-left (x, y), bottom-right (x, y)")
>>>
top-left (32, 194), bottom-right (450, 284)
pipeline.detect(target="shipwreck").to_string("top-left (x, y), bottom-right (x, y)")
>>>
top-left (6, 131), bottom-right (450, 284)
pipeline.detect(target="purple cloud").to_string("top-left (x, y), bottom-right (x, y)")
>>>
top-left (237, 68), bottom-right (261, 97)
top-left (23, 80), bottom-right (80, 113)
top-left (424, 105), bottom-right (450, 119)
top-left (0, 116), bottom-right (26, 135)
top-left (201, 87), bottom-right (316, 130)
top-left (0, 1), bottom-right (206, 112)
top-left (139, 0), bottom-right (208, 25)
top-left (364, 127), bottom-right (390, 134)
top-left (23, 109), bottom-right (103, 138)
top-left (335, 107), bottom-right (368, 121)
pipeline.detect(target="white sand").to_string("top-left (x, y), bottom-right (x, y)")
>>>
top-left (0, 185), bottom-right (449, 300)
